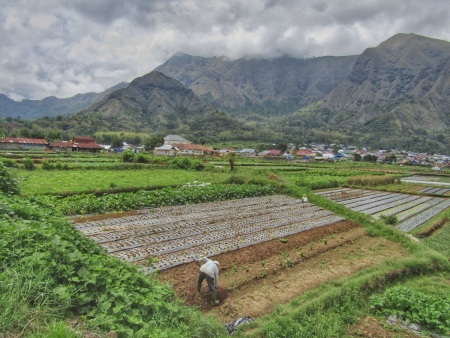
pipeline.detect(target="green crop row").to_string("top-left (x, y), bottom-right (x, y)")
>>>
top-left (31, 183), bottom-right (276, 215)
top-left (347, 175), bottom-right (400, 186)
top-left (18, 169), bottom-right (230, 196)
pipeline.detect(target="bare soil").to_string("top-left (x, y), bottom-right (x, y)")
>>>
top-left (156, 220), bottom-right (410, 324)
top-left (346, 316), bottom-right (421, 337)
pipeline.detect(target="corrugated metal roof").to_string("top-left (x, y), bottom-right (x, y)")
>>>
top-left (74, 142), bottom-right (104, 149)
top-left (72, 136), bottom-right (95, 143)
top-left (50, 141), bottom-right (73, 148)
top-left (1, 138), bottom-right (48, 144)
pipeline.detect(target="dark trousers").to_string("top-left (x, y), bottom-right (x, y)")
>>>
top-left (197, 272), bottom-right (216, 300)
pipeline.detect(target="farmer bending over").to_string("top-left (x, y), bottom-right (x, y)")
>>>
top-left (197, 257), bottom-right (220, 305)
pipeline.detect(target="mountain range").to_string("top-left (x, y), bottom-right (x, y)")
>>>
top-left (0, 82), bottom-right (128, 120)
top-left (1, 33), bottom-right (450, 152)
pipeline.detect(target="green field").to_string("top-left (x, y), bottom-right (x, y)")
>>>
top-left (18, 168), bottom-right (231, 195)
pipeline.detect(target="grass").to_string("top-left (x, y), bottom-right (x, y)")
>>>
top-left (422, 224), bottom-right (450, 258)
top-left (0, 263), bottom-right (71, 337)
top-left (18, 168), bottom-right (231, 195)
top-left (400, 273), bottom-right (450, 295)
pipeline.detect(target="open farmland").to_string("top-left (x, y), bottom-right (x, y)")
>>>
top-left (316, 188), bottom-right (450, 232)
top-left (4, 153), bottom-right (450, 337)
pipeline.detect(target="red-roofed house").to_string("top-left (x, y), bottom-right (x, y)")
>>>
top-left (296, 149), bottom-right (315, 156)
top-left (71, 136), bottom-right (95, 144)
top-left (73, 142), bottom-right (104, 153)
top-left (49, 141), bottom-right (73, 152)
top-left (267, 150), bottom-right (282, 157)
top-left (70, 136), bottom-right (104, 153)
top-left (0, 137), bottom-right (49, 150)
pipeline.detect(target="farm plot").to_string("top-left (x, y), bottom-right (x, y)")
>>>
top-left (401, 175), bottom-right (450, 187)
top-left (75, 195), bottom-right (344, 272)
top-left (317, 188), bottom-right (450, 232)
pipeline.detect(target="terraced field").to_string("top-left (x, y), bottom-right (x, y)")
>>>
top-left (401, 175), bottom-right (450, 188)
top-left (75, 195), bottom-right (344, 272)
top-left (317, 188), bottom-right (450, 232)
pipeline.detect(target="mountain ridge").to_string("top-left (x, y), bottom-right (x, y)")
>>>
top-left (0, 82), bottom-right (129, 119)
top-left (68, 71), bottom-right (244, 137)
top-left (155, 53), bottom-right (358, 115)
top-left (2, 33), bottom-right (450, 153)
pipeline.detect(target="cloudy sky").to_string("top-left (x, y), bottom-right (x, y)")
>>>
top-left (1, 0), bottom-right (449, 101)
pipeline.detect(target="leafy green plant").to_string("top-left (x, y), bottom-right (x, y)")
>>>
top-left (230, 263), bottom-right (238, 275)
top-left (31, 184), bottom-right (275, 215)
top-left (0, 162), bottom-right (20, 195)
top-left (370, 286), bottom-right (450, 334)
top-left (285, 258), bottom-right (293, 267)
top-left (380, 214), bottom-right (398, 225)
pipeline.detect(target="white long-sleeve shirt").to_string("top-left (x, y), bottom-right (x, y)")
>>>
top-left (199, 258), bottom-right (219, 284)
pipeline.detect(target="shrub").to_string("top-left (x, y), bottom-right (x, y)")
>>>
top-left (134, 153), bottom-right (150, 163)
top-left (169, 157), bottom-right (191, 170)
top-left (0, 158), bottom-right (17, 168)
top-left (380, 214), bottom-right (398, 225)
top-left (0, 162), bottom-right (20, 195)
top-left (42, 160), bottom-right (54, 170)
top-left (190, 159), bottom-right (205, 171)
top-left (22, 157), bottom-right (36, 171)
top-left (121, 150), bottom-right (135, 163)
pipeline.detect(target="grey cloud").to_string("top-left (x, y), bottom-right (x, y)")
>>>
top-left (0, 0), bottom-right (449, 100)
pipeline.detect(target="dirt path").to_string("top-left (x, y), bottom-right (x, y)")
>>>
top-left (157, 221), bottom-right (410, 323)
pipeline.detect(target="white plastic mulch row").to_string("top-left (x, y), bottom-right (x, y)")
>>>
top-left (372, 196), bottom-right (431, 219)
top-left (396, 199), bottom-right (450, 231)
top-left (401, 176), bottom-right (450, 187)
top-left (75, 195), bottom-right (344, 272)
top-left (318, 188), bottom-right (450, 232)
top-left (139, 214), bottom-right (344, 273)
top-left (417, 187), bottom-right (450, 195)
top-left (351, 194), bottom-right (414, 213)
top-left (76, 195), bottom-right (299, 231)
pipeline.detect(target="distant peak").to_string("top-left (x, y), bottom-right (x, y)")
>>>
top-left (378, 33), bottom-right (449, 49)
top-left (172, 51), bottom-right (191, 57)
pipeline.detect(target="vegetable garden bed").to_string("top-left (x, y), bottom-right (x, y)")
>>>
top-left (317, 188), bottom-right (450, 232)
top-left (75, 195), bottom-right (343, 272)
